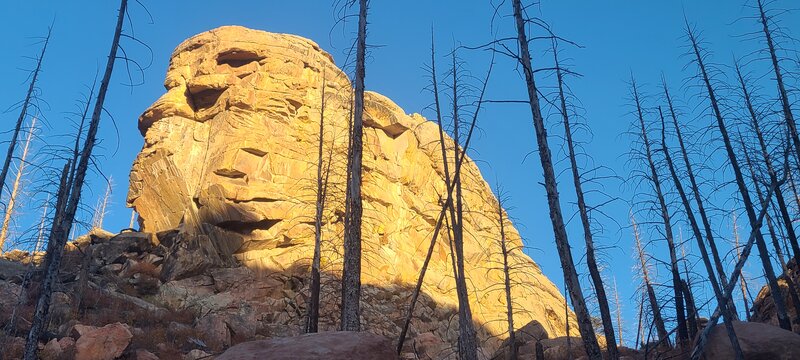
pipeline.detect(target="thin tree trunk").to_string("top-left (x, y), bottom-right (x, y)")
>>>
top-left (341, 0), bottom-right (368, 332)
top-left (681, 279), bottom-right (698, 340)
top-left (24, 2), bottom-right (127, 356)
top-left (740, 134), bottom-right (800, 324)
top-left (306, 75), bottom-right (327, 333)
top-left (510, 1), bottom-right (601, 358)
top-left (757, 0), bottom-right (800, 176)
top-left (0, 29), bottom-right (50, 208)
top-left (614, 278), bottom-right (623, 347)
top-left (736, 60), bottom-right (800, 265)
top-left (691, 178), bottom-right (780, 359)
top-left (22, 162), bottom-right (71, 359)
top-left (686, 25), bottom-right (792, 331)
top-left (733, 214), bottom-right (752, 321)
top-left (395, 45), bottom-right (492, 354)
top-left (0, 116), bottom-right (36, 251)
top-left (635, 294), bottom-right (644, 349)
top-left (632, 83), bottom-right (689, 345)
top-left (92, 178), bottom-right (112, 229)
top-left (496, 187), bottom-right (516, 360)
top-left (662, 81), bottom-right (732, 304)
top-left (554, 41), bottom-right (618, 359)
top-left (449, 50), bottom-right (479, 360)
top-left (632, 213), bottom-right (669, 345)
top-left (657, 105), bottom-right (741, 356)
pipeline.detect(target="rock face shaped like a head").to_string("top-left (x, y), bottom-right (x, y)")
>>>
top-left (128, 26), bottom-right (577, 355)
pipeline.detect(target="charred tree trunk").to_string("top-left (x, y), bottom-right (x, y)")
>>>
top-left (757, 0), bottom-right (800, 178)
top-left (632, 213), bottom-right (670, 346)
top-left (24, 1), bottom-right (127, 357)
top-left (657, 105), bottom-right (741, 356)
top-left (396, 42), bottom-right (492, 354)
top-left (691, 178), bottom-right (780, 359)
top-left (23, 162), bottom-right (71, 359)
top-left (686, 25), bottom-right (791, 331)
top-left (632, 82), bottom-right (689, 345)
top-left (496, 188), bottom-right (517, 360)
top-left (340, 0), bottom-right (368, 332)
top-left (554, 42), bottom-right (618, 359)
top-left (0, 29), bottom-right (50, 213)
top-left (733, 214), bottom-right (753, 321)
top-left (736, 61), bottom-right (800, 267)
top-left (511, 1), bottom-right (601, 358)
top-left (662, 82), bottom-right (731, 299)
top-left (450, 51), bottom-right (479, 360)
top-left (306, 76), bottom-right (329, 333)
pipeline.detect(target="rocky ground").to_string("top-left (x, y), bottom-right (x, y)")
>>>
top-left (1, 228), bottom-right (800, 359)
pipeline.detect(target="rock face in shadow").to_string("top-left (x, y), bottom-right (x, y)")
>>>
top-left (216, 331), bottom-right (397, 360)
top-left (699, 321), bottom-right (800, 360)
top-left (127, 25), bottom-right (578, 356)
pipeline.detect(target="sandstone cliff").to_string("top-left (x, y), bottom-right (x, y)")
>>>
top-left (125, 25), bottom-right (577, 356)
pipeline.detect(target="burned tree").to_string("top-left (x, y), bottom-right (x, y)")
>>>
top-left (0, 116), bottom-right (37, 251)
top-left (0, 28), bottom-right (50, 212)
top-left (631, 80), bottom-right (689, 346)
top-left (306, 75), bottom-right (332, 333)
top-left (631, 213), bottom-right (669, 346)
top-left (510, 1), bottom-right (601, 357)
top-left (657, 103), bottom-right (741, 357)
top-left (495, 185), bottom-right (516, 360)
top-left (686, 23), bottom-right (791, 331)
top-left (24, 1), bottom-right (128, 357)
top-left (340, 0), bottom-right (368, 332)
top-left (552, 40), bottom-right (617, 358)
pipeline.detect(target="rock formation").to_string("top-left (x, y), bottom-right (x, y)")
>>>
top-left (123, 25), bottom-right (576, 356)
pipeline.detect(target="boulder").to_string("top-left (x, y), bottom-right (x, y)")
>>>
top-left (74, 323), bottom-right (133, 360)
top-left (411, 332), bottom-right (448, 359)
top-left (184, 349), bottom-right (212, 360)
top-left (216, 331), bottom-right (397, 360)
top-left (699, 321), bottom-right (800, 360)
top-left (195, 314), bottom-right (231, 351)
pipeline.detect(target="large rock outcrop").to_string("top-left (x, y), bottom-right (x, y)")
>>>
top-left (127, 26), bottom-right (577, 356)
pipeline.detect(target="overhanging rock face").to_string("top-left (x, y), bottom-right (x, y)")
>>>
top-left (127, 25), bottom-right (576, 355)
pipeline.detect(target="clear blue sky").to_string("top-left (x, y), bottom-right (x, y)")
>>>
top-left (2, 0), bottom-right (797, 345)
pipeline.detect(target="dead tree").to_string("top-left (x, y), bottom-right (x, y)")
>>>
top-left (691, 176), bottom-right (781, 359)
top-left (24, 1), bottom-right (128, 357)
top-left (510, 1), bottom-right (601, 358)
top-left (0, 28), bottom-right (50, 210)
top-left (658, 105), bottom-right (742, 356)
top-left (739, 133), bottom-right (800, 323)
top-left (0, 116), bottom-right (36, 251)
top-left (553, 40), bottom-right (618, 358)
top-left (449, 50), bottom-right (479, 360)
top-left (631, 81), bottom-right (689, 346)
top-left (306, 75), bottom-right (330, 333)
top-left (735, 60), bottom-right (800, 265)
top-left (686, 23), bottom-right (791, 331)
top-left (662, 81), bottom-right (731, 296)
top-left (631, 212), bottom-right (669, 346)
top-left (395, 41), bottom-right (493, 355)
top-left (732, 213), bottom-right (753, 321)
top-left (756, 0), bottom-right (800, 176)
top-left (495, 185), bottom-right (516, 360)
top-left (91, 177), bottom-right (112, 229)
top-left (613, 278), bottom-right (623, 348)
top-left (340, 0), bottom-right (368, 332)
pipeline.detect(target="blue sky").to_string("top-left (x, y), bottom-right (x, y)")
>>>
top-left (2, 0), bottom-right (798, 345)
